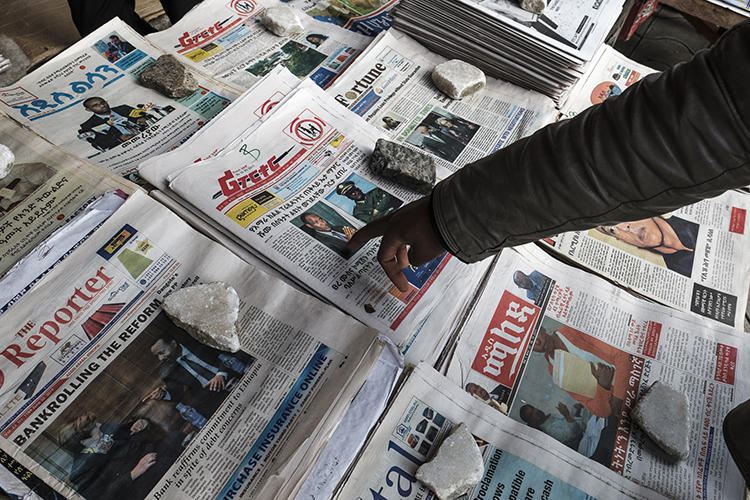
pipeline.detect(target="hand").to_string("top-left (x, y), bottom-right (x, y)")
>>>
top-left (142, 386), bottom-right (166, 401)
top-left (590, 363), bottom-right (614, 390)
top-left (208, 374), bottom-right (225, 391)
top-left (556, 402), bottom-right (571, 419)
top-left (343, 226), bottom-right (357, 239)
top-left (130, 453), bottom-right (157, 480)
top-left (346, 196), bottom-right (446, 292)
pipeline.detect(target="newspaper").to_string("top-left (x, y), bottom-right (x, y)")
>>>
top-left (0, 19), bottom-right (239, 180)
top-left (560, 45), bottom-right (657, 118)
top-left (542, 189), bottom-right (750, 329)
top-left (286, 0), bottom-right (400, 36)
top-left (145, 0), bottom-right (371, 91)
top-left (444, 244), bottom-right (749, 499)
top-left (335, 362), bottom-right (665, 499)
top-left (0, 115), bottom-right (135, 278)
top-left (0, 190), bottom-right (381, 500)
top-left (166, 78), bottom-right (472, 348)
top-left (139, 66), bottom-right (302, 191)
top-left (326, 29), bottom-right (558, 179)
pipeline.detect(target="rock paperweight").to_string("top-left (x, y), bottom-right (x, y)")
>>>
top-left (163, 282), bottom-right (241, 352)
top-left (631, 381), bottom-right (690, 460)
top-left (520, 0), bottom-right (547, 14)
top-left (261, 6), bottom-right (305, 37)
top-left (432, 60), bottom-right (486, 100)
top-left (370, 139), bottom-right (435, 194)
top-left (0, 35), bottom-right (30, 87)
top-left (139, 55), bottom-right (199, 98)
top-left (416, 423), bottom-right (484, 500)
top-left (0, 144), bottom-right (14, 179)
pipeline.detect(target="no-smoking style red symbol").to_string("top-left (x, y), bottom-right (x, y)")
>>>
top-left (286, 109), bottom-right (328, 147)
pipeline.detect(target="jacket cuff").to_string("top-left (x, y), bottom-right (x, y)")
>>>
top-left (431, 179), bottom-right (474, 263)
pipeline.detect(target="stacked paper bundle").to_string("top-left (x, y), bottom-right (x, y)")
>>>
top-left (391, 0), bottom-right (625, 102)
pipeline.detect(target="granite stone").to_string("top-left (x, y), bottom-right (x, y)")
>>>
top-left (416, 423), bottom-right (484, 500)
top-left (631, 381), bottom-right (690, 459)
top-left (0, 144), bottom-right (14, 179)
top-left (432, 60), bottom-right (486, 100)
top-left (369, 139), bottom-right (435, 194)
top-left (261, 6), bottom-right (305, 37)
top-left (139, 55), bottom-right (199, 98)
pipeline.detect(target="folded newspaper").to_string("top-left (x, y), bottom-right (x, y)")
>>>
top-left (326, 29), bottom-right (558, 180)
top-left (0, 190), bottom-right (382, 499)
top-left (0, 115), bottom-right (136, 278)
top-left (146, 0), bottom-right (371, 91)
top-left (542, 189), bottom-right (750, 329)
top-left (444, 244), bottom-right (750, 499)
top-left (335, 362), bottom-right (666, 499)
top-left (164, 77), bottom-right (481, 351)
top-left (0, 19), bottom-right (239, 180)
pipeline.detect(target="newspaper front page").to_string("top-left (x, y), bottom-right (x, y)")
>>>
top-left (326, 29), bottom-right (558, 179)
top-left (543, 190), bottom-right (750, 329)
top-left (560, 45), bottom-right (657, 118)
top-left (0, 19), bottom-right (238, 181)
top-left (287, 0), bottom-right (399, 36)
top-left (445, 244), bottom-right (749, 499)
top-left (167, 79), bottom-right (469, 347)
top-left (0, 190), bottom-right (381, 500)
top-left (336, 362), bottom-right (665, 499)
top-left (0, 116), bottom-right (135, 278)
top-left (146, 0), bottom-right (371, 91)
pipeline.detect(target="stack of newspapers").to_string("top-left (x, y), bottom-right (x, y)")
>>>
top-left (391, 0), bottom-right (625, 102)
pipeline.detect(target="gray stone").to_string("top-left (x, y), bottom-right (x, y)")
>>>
top-left (416, 423), bottom-right (484, 500)
top-left (163, 282), bottom-right (241, 352)
top-left (432, 60), bottom-right (486, 100)
top-left (261, 6), bottom-right (305, 37)
top-left (139, 55), bottom-right (199, 98)
top-left (0, 144), bottom-right (14, 179)
top-left (631, 381), bottom-right (690, 460)
top-left (369, 139), bottom-right (435, 194)
top-left (520, 0), bottom-right (547, 14)
top-left (0, 35), bottom-right (30, 87)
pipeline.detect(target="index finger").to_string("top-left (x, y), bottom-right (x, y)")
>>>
top-left (377, 233), bottom-right (410, 292)
top-left (346, 214), bottom-right (393, 250)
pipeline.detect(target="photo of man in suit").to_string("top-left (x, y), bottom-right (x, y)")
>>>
top-left (78, 97), bottom-right (149, 152)
top-left (299, 211), bottom-right (356, 258)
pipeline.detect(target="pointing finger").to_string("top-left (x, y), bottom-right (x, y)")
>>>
top-left (347, 214), bottom-right (393, 249)
top-left (378, 236), bottom-right (410, 292)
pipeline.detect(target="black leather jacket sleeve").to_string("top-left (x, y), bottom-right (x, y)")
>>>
top-left (432, 20), bottom-right (750, 263)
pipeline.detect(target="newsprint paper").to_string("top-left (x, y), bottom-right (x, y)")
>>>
top-left (445, 244), bottom-right (749, 499)
top-left (336, 363), bottom-right (665, 499)
top-left (0, 115), bottom-right (135, 278)
top-left (0, 190), bottom-right (381, 500)
top-left (326, 29), bottom-right (558, 179)
top-left (168, 79), bottom-right (471, 347)
top-left (0, 19), bottom-right (238, 180)
top-left (146, 0), bottom-right (371, 91)
top-left (543, 189), bottom-right (750, 329)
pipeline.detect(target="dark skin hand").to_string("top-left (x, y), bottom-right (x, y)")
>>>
top-left (346, 197), bottom-right (446, 292)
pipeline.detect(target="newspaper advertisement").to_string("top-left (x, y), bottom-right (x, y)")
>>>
top-left (326, 29), bottom-right (558, 179)
top-left (167, 79), bottom-right (470, 346)
top-left (0, 19), bottom-right (238, 181)
top-left (139, 66), bottom-right (301, 191)
top-left (146, 0), bottom-right (371, 91)
top-left (542, 189), bottom-right (750, 329)
top-left (336, 362), bottom-right (665, 499)
top-left (0, 190), bottom-right (381, 500)
top-left (286, 0), bottom-right (400, 36)
top-left (560, 45), bottom-right (657, 118)
top-left (0, 115), bottom-right (135, 279)
top-left (444, 244), bottom-right (749, 499)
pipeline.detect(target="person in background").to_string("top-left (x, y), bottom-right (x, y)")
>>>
top-left (66, 0), bottom-right (202, 37)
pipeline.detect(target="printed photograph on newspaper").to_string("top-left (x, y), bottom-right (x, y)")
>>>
top-left (0, 19), bottom-right (237, 180)
top-left (146, 0), bottom-right (371, 90)
top-left (543, 190), bottom-right (750, 328)
top-left (0, 191), bottom-right (379, 500)
top-left (286, 0), bottom-right (399, 35)
top-left (445, 245), bottom-right (750, 499)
